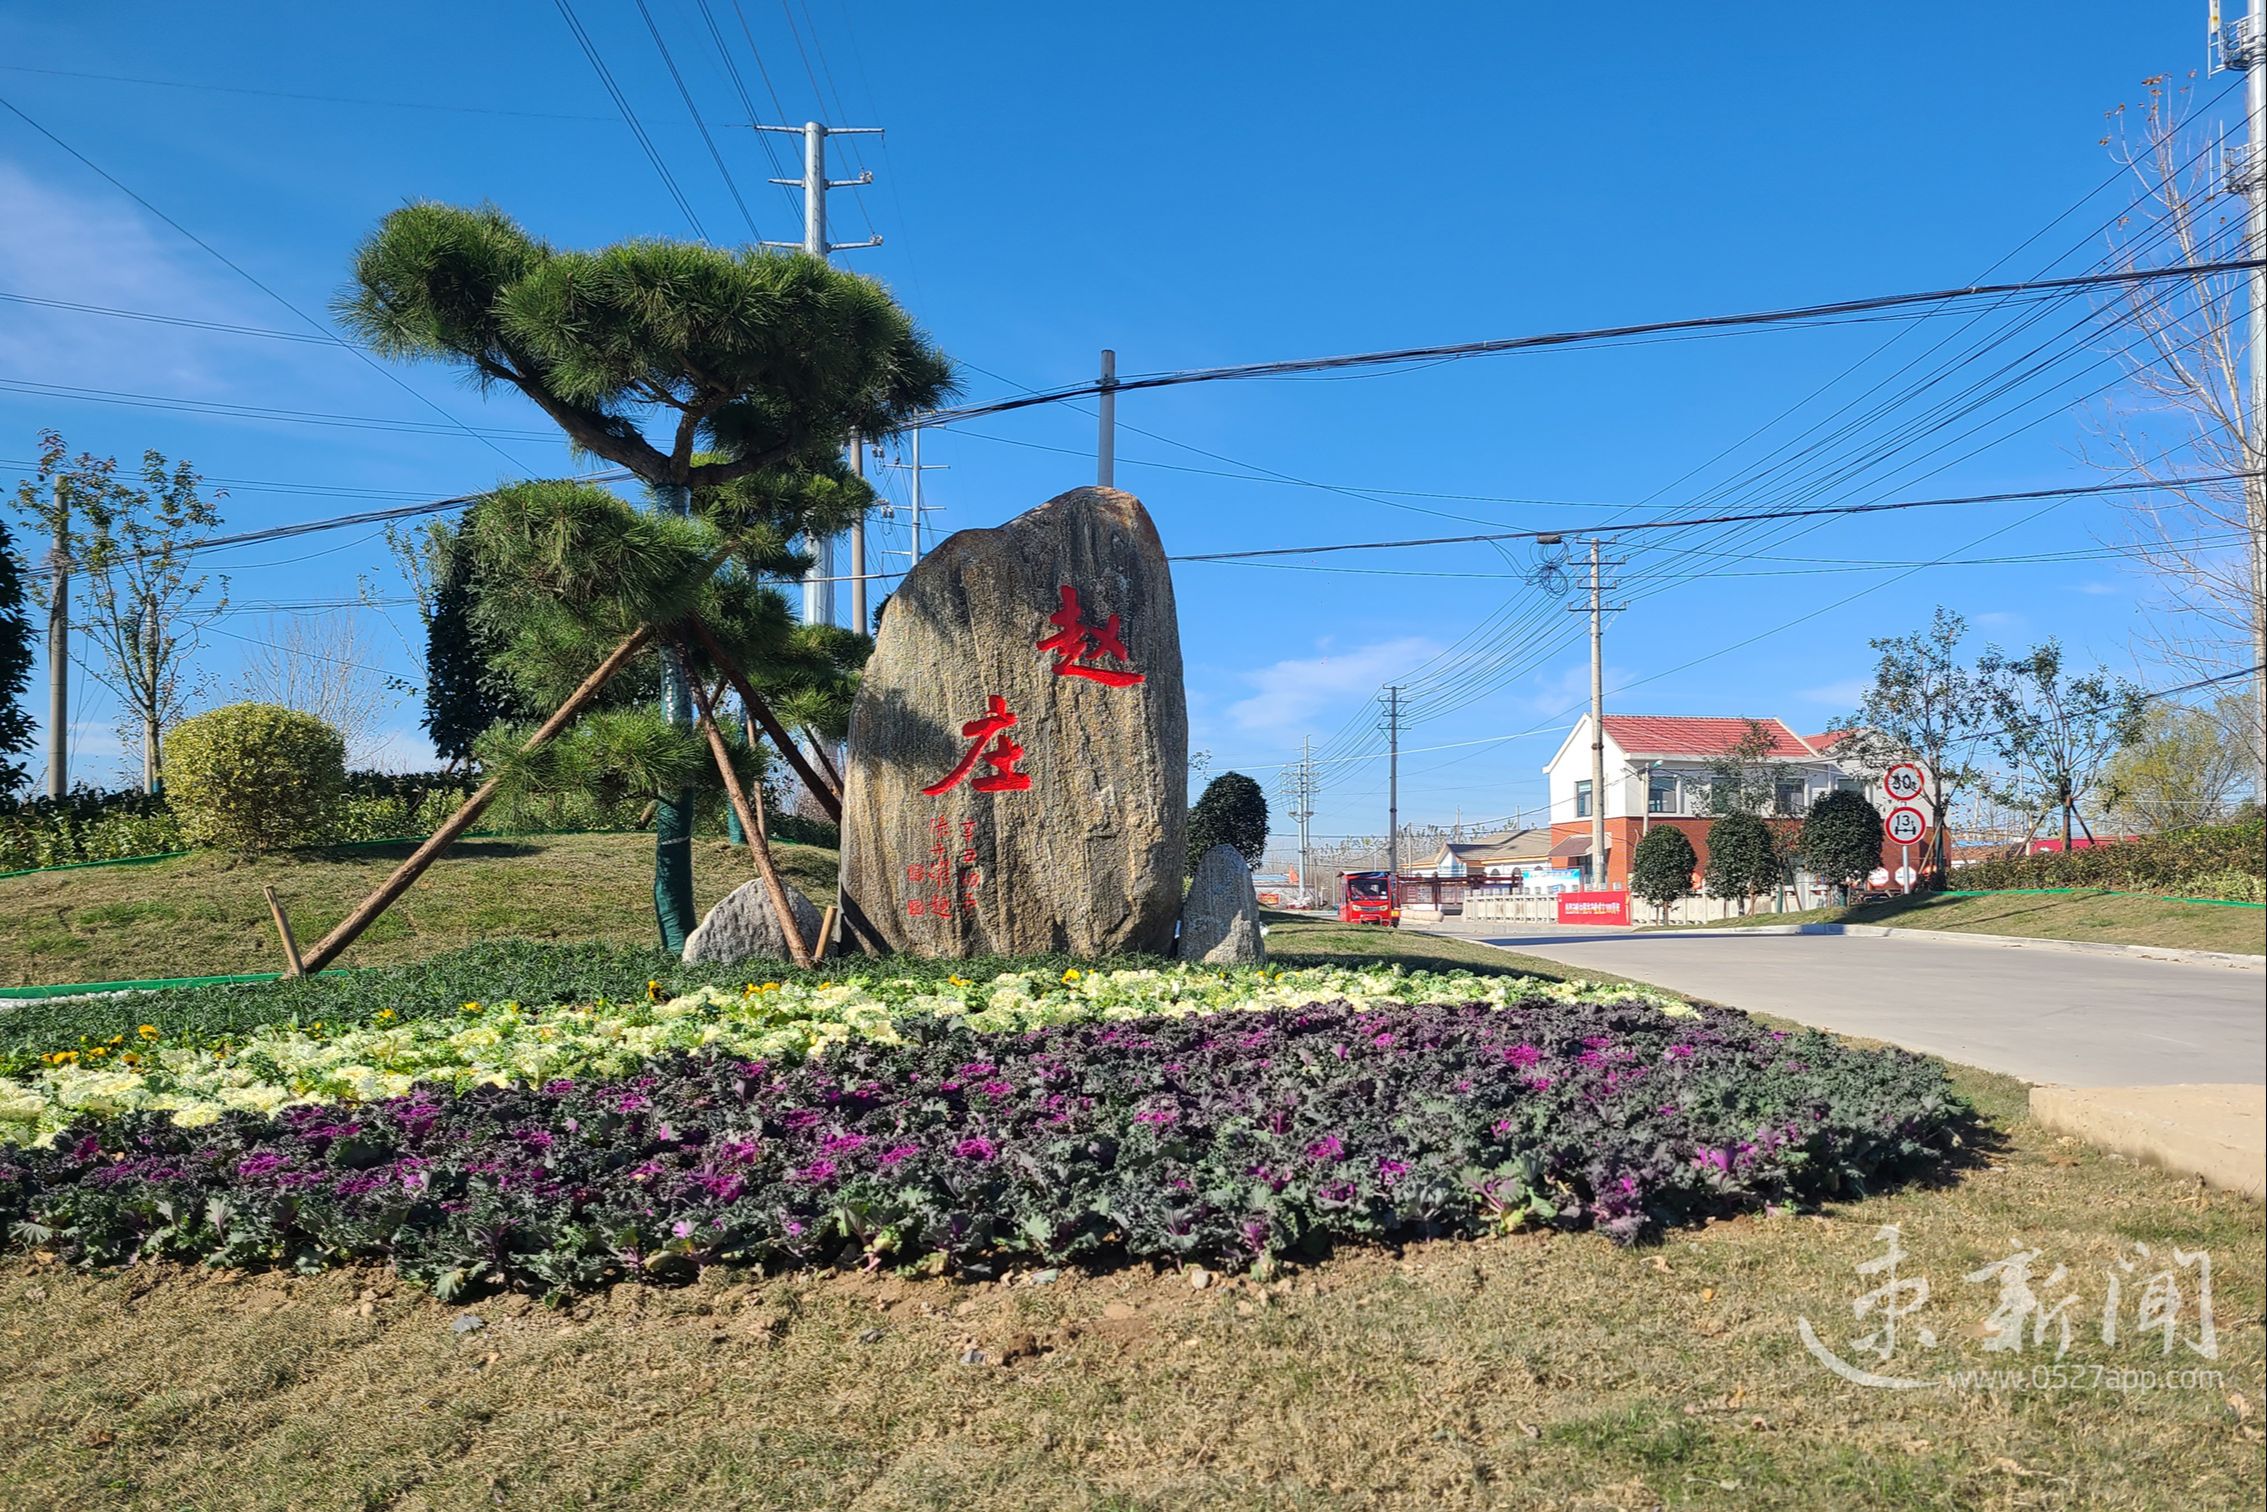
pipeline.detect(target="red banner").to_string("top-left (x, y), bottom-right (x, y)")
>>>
top-left (1556, 891), bottom-right (1630, 926)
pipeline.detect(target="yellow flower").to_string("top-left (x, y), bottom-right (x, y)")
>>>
top-left (121, 1051), bottom-right (141, 1067)
top-left (87, 1046), bottom-right (108, 1058)
top-left (463, 1001), bottom-right (483, 1014)
top-left (1062, 968), bottom-right (1082, 983)
top-left (375, 1009), bottom-right (395, 1022)
top-left (138, 1025), bottom-right (159, 1040)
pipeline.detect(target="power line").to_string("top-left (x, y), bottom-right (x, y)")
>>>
top-left (23, 472), bottom-right (632, 580)
top-left (916, 260), bottom-right (2267, 426)
top-left (1169, 473), bottom-right (2259, 563)
top-left (551, 0), bottom-right (710, 239)
top-left (0, 376), bottom-right (562, 442)
top-left (631, 0), bottom-right (762, 241)
top-left (0, 90), bottom-right (529, 471)
top-left (0, 63), bottom-right (618, 122)
top-left (0, 289), bottom-right (339, 342)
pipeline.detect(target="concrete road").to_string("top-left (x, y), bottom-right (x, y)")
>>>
top-left (1450, 925), bottom-right (2265, 1087)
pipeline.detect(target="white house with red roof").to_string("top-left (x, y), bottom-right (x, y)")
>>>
top-left (1539, 714), bottom-right (1896, 889)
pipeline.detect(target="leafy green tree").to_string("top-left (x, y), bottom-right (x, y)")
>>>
top-left (1628, 826), bottom-right (1698, 920)
top-left (1836, 607), bottom-right (1991, 881)
top-left (1188, 771), bottom-right (1269, 870)
top-left (1704, 811), bottom-right (1780, 913)
top-left (12, 430), bottom-right (225, 793)
top-left (338, 203), bottom-right (951, 950)
top-left (1797, 788), bottom-right (1883, 903)
top-left (0, 510), bottom-right (32, 793)
top-left (1978, 640), bottom-right (2147, 850)
top-left (2100, 696), bottom-right (2250, 835)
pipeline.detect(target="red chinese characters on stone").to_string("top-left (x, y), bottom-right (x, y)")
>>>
top-left (1036, 585), bottom-right (1144, 687)
top-left (906, 817), bottom-right (983, 919)
top-left (920, 694), bottom-right (1032, 798)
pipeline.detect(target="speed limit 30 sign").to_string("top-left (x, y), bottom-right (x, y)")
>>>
top-left (1882, 762), bottom-right (1928, 804)
top-left (1884, 805), bottom-right (1931, 845)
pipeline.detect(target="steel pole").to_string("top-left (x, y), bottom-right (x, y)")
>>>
top-left (44, 481), bottom-right (66, 800)
top-left (1098, 348), bottom-right (1116, 487)
top-left (652, 480), bottom-right (696, 951)
top-left (800, 120), bottom-right (835, 629)
top-left (1588, 539), bottom-right (1608, 886)
top-left (2249, 9), bottom-right (2267, 800)
top-left (1386, 687), bottom-right (1401, 907)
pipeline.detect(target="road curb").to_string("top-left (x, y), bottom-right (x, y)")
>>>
top-left (2029, 1084), bottom-right (2265, 1200)
top-left (1643, 922), bottom-right (2264, 969)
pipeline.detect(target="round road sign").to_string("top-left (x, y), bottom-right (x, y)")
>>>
top-left (1884, 805), bottom-right (1930, 845)
top-left (1867, 867), bottom-right (1890, 888)
top-left (1882, 762), bottom-right (1928, 803)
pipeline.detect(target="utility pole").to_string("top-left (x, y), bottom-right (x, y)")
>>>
top-left (2217, 3), bottom-right (2267, 801)
top-left (883, 430), bottom-right (947, 571)
top-left (1097, 348), bottom-right (1117, 487)
top-left (1384, 686), bottom-right (1401, 896)
top-left (44, 479), bottom-right (67, 801)
top-left (141, 601), bottom-right (161, 794)
top-left (757, 120), bottom-right (883, 630)
top-left (1278, 734), bottom-right (1316, 906)
top-left (849, 437), bottom-right (868, 634)
top-left (1566, 538), bottom-right (1625, 887)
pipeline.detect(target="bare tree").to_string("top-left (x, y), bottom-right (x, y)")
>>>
top-left (2093, 72), bottom-right (2267, 800)
top-left (236, 613), bottom-right (401, 765)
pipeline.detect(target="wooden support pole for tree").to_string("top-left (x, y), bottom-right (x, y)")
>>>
top-left (688, 671), bottom-right (814, 969)
top-left (686, 615), bottom-right (842, 821)
top-left (803, 727), bottom-right (844, 794)
top-left (814, 904), bottom-right (838, 963)
top-left (295, 626), bottom-right (655, 975)
top-left (261, 885), bottom-right (305, 978)
top-left (742, 715), bottom-right (769, 840)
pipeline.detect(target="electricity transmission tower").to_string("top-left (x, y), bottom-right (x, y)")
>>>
top-left (1277, 735), bottom-right (1317, 904)
top-left (755, 120), bottom-right (884, 630)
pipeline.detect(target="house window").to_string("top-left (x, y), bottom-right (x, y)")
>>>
top-left (1575, 780), bottom-right (1592, 818)
top-left (1775, 780), bottom-right (1807, 817)
top-left (1648, 773), bottom-right (1679, 815)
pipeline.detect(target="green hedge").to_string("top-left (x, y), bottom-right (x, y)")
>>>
top-left (4, 778), bottom-right (837, 875)
top-left (1950, 815), bottom-right (2265, 903)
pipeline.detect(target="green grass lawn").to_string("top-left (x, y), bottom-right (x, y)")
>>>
top-left (0, 917), bottom-right (2258, 1506)
top-left (0, 833), bottom-right (841, 989)
top-left (1643, 889), bottom-right (2266, 955)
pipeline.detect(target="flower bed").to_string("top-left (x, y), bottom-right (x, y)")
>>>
top-left (0, 995), bottom-right (1963, 1296)
top-left (0, 965), bottom-right (1676, 1147)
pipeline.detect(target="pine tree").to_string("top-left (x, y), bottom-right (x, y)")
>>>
top-left (338, 203), bottom-right (951, 952)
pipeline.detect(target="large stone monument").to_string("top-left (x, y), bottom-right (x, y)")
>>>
top-left (837, 487), bottom-right (1187, 957)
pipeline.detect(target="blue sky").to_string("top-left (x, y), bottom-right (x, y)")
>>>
top-left (0, 2), bottom-right (2241, 846)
